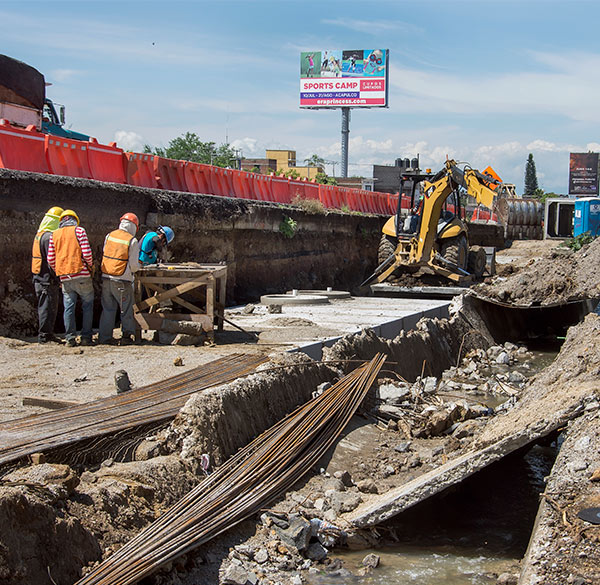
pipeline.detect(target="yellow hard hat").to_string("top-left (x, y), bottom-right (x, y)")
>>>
top-left (60, 209), bottom-right (80, 225)
top-left (47, 206), bottom-right (64, 218)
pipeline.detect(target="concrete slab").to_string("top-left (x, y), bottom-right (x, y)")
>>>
top-left (226, 296), bottom-right (450, 360)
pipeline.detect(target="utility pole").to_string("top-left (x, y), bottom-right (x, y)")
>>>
top-left (341, 107), bottom-right (350, 178)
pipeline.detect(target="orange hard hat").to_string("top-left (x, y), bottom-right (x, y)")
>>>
top-left (120, 212), bottom-right (139, 228)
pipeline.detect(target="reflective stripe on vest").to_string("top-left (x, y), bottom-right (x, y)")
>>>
top-left (31, 231), bottom-right (44, 274)
top-left (101, 229), bottom-right (134, 276)
top-left (52, 226), bottom-right (83, 276)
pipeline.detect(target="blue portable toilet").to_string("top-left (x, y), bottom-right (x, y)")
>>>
top-left (574, 197), bottom-right (600, 237)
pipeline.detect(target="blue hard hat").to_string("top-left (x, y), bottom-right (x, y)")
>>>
top-left (158, 225), bottom-right (174, 243)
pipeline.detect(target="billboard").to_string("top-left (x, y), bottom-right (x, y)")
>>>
top-left (300, 49), bottom-right (389, 109)
top-left (569, 153), bottom-right (599, 195)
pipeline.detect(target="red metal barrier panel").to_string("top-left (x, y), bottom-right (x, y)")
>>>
top-left (318, 184), bottom-right (336, 209)
top-left (154, 157), bottom-right (187, 192)
top-left (251, 173), bottom-right (271, 201)
top-left (87, 138), bottom-right (126, 183)
top-left (184, 162), bottom-right (212, 194)
top-left (269, 176), bottom-right (291, 203)
top-left (125, 152), bottom-right (158, 189)
top-left (0, 120), bottom-right (49, 173)
top-left (45, 135), bottom-right (91, 179)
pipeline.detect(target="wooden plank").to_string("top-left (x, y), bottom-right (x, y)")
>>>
top-left (135, 313), bottom-right (212, 331)
top-left (135, 277), bottom-right (209, 312)
top-left (143, 283), bottom-right (205, 314)
top-left (136, 275), bottom-right (213, 286)
top-left (23, 397), bottom-right (81, 410)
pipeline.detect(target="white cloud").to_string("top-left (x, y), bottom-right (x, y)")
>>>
top-left (114, 130), bottom-right (145, 152)
top-left (230, 137), bottom-right (260, 156)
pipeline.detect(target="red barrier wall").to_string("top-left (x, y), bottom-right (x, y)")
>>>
top-left (154, 157), bottom-right (187, 192)
top-left (270, 176), bottom-right (291, 204)
top-left (87, 138), bottom-right (126, 183)
top-left (0, 120), bottom-right (49, 173)
top-left (45, 135), bottom-right (91, 179)
top-left (184, 162), bottom-right (212, 194)
top-left (125, 152), bottom-right (158, 189)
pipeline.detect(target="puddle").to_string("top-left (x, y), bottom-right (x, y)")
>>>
top-left (319, 444), bottom-right (556, 584)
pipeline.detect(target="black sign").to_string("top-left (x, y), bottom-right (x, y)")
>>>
top-left (569, 153), bottom-right (599, 195)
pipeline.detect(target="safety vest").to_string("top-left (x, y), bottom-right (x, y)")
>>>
top-left (31, 230), bottom-right (45, 274)
top-left (101, 229), bottom-right (134, 276)
top-left (52, 226), bottom-right (83, 277)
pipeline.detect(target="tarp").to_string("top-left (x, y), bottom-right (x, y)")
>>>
top-left (0, 54), bottom-right (45, 109)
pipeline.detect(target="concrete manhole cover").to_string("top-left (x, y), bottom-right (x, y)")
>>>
top-left (286, 289), bottom-right (352, 299)
top-left (260, 294), bottom-right (330, 305)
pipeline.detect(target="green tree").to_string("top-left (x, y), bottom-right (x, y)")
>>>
top-left (304, 154), bottom-right (326, 168)
top-left (315, 172), bottom-right (337, 185)
top-left (524, 153), bottom-right (539, 197)
top-left (143, 132), bottom-right (237, 167)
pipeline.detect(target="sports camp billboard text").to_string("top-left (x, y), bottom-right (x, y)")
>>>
top-left (300, 49), bottom-right (389, 109)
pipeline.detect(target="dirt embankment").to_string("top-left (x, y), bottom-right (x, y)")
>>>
top-left (476, 238), bottom-right (600, 306)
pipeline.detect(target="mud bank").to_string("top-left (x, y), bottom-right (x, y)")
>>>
top-left (0, 169), bottom-right (383, 336)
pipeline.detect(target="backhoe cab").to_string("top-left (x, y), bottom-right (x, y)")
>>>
top-left (364, 159), bottom-right (498, 286)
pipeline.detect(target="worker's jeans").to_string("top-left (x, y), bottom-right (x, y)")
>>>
top-left (62, 277), bottom-right (94, 342)
top-left (98, 278), bottom-right (136, 343)
top-left (33, 280), bottom-right (60, 340)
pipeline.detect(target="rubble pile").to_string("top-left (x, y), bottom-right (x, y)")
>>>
top-left (475, 238), bottom-right (600, 306)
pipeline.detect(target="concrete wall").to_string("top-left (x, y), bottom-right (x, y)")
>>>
top-left (0, 169), bottom-right (383, 336)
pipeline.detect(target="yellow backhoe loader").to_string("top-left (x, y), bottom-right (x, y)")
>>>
top-left (362, 159), bottom-right (499, 286)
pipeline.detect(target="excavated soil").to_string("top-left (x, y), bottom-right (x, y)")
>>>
top-left (476, 238), bottom-right (600, 306)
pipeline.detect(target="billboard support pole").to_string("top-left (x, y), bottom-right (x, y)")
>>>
top-left (341, 107), bottom-right (350, 178)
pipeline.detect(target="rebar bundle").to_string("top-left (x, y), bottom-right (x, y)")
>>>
top-left (75, 353), bottom-right (386, 585)
top-left (0, 353), bottom-right (266, 468)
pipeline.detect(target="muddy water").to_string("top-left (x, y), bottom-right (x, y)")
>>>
top-left (322, 444), bottom-right (557, 584)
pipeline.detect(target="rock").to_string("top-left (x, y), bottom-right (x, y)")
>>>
top-left (276, 515), bottom-right (311, 551)
top-left (376, 404), bottom-right (404, 420)
top-left (495, 351), bottom-right (510, 365)
top-left (234, 545), bottom-right (255, 559)
top-left (290, 574), bottom-right (303, 585)
top-left (267, 304), bottom-right (282, 314)
top-left (452, 420), bottom-right (484, 439)
top-left (407, 454), bottom-right (422, 468)
top-left (394, 441), bottom-right (412, 453)
top-left (172, 333), bottom-right (204, 346)
top-left (134, 439), bottom-right (162, 461)
top-left (4, 463), bottom-right (79, 495)
top-left (254, 548), bottom-right (269, 564)
top-left (314, 498), bottom-right (329, 511)
top-left (590, 467), bottom-right (600, 481)
top-left (222, 564), bottom-right (252, 585)
top-left (425, 410), bottom-right (453, 436)
top-left (508, 371), bottom-right (526, 384)
top-left (261, 512), bottom-right (288, 529)
top-left (387, 419), bottom-right (398, 431)
top-left (362, 553), bottom-right (380, 568)
top-left (173, 356), bottom-right (184, 367)
top-left (382, 465), bottom-right (395, 477)
top-left (114, 370), bottom-right (131, 394)
top-left (497, 573), bottom-right (518, 585)
top-left (377, 383), bottom-right (410, 404)
top-left (329, 492), bottom-right (363, 513)
top-left (423, 377), bottom-right (438, 394)
top-left (30, 452), bottom-right (46, 465)
top-left (503, 342), bottom-right (518, 352)
top-left (324, 478), bottom-right (346, 492)
top-left (242, 304), bottom-right (256, 314)
top-left (305, 542), bottom-right (328, 562)
top-left (323, 509), bottom-right (338, 523)
top-left (333, 470), bottom-right (353, 487)
top-left (356, 479), bottom-right (378, 494)
top-left (487, 345), bottom-right (504, 359)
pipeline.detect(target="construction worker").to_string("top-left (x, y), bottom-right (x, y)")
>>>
top-left (139, 225), bottom-right (174, 266)
top-left (47, 210), bottom-right (94, 347)
top-left (31, 206), bottom-right (64, 343)
top-left (98, 213), bottom-right (141, 345)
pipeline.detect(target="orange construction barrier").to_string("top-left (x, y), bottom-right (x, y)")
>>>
top-left (318, 184), bottom-right (337, 209)
top-left (209, 167), bottom-right (235, 197)
top-left (125, 152), bottom-right (158, 189)
top-left (0, 120), bottom-right (49, 173)
top-left (184, 162), bottom-right (212, 194)
top-left (269, 176), bottom-right (291, 203)
top-left (87, 138), bottom-right (126, 183)
top-left (154, 157), bottom-right (187, 192)
top-left (251, 173), bottom-right (272, 201)
top-left (303, 182), bottom-right (320, 201)
top-left (231, 169), bottom-right (253, 199)
top-left (45, 135), bottom-right (91, 179)
top-left (289, 179), bottom-right (305, 201)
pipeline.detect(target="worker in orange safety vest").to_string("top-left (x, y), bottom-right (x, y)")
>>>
top-left (98, 213), bottom-right (141, 345)
top-left (31, 206), bottom-right (64, 343)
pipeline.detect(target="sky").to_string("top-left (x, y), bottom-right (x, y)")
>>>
top-left (3, 0), bottom-right (600, 193)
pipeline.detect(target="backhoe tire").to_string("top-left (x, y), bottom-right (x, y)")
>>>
top-left (378, 234), bottom-right (397, 266)
top-left (468, 245), bottom-right (487, 278)
top-left (440, 234), bottom-right (468, 270)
